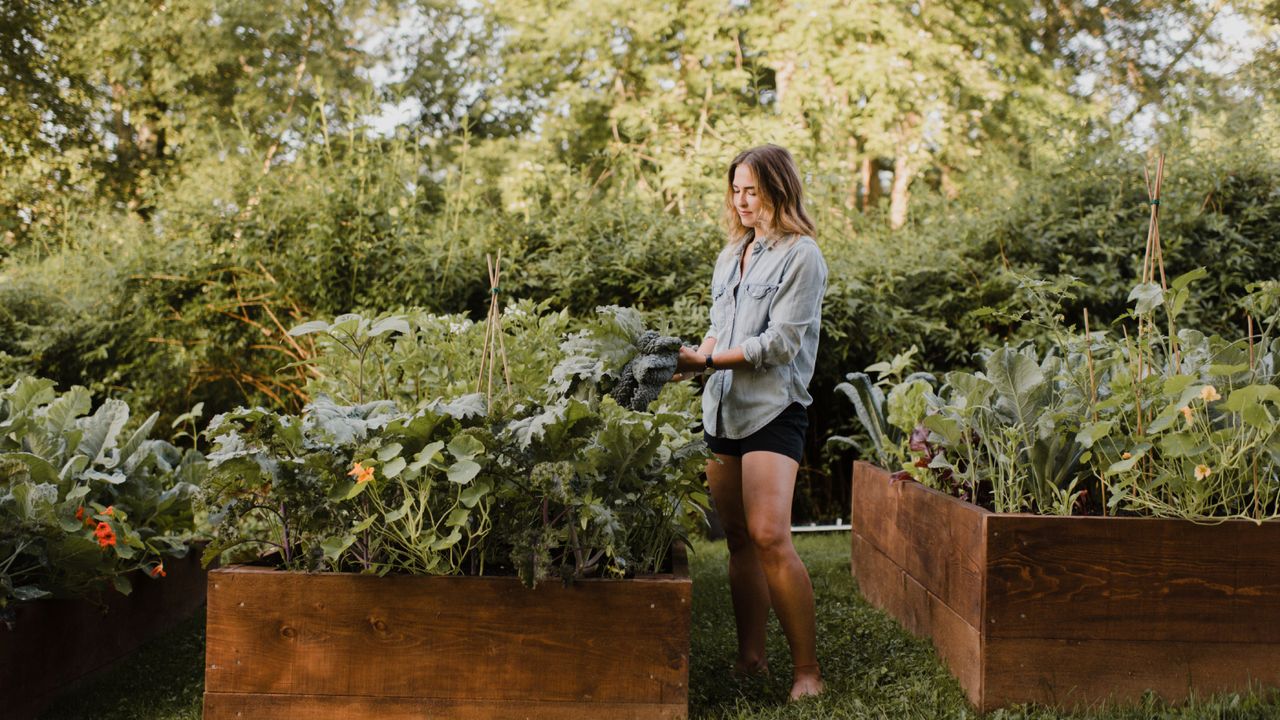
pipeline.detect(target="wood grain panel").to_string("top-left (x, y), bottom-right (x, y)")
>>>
top-left (205, 568), bottom-right (690, 706)
top-left (204, 692), bottom-right (686, 720)
top-left (986, 515), bottom-right (1280, 643)
top-left (852, 532), bottom-right (983, 707)
top-left (851, 462), bottom-right (987, 627)
top-left (982, 637), bottom-right (1280, 712)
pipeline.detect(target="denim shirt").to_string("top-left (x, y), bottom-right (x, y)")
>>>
top-left (702, 233), bottom-right (827, 439)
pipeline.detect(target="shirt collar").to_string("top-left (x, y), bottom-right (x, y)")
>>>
top-left (747, 230), bottom-right (781, 252)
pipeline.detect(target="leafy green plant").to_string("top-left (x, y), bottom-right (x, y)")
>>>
top-left (201, 304), bottom-right (709, 585)
top-left (0, 378), bottom-right (203, 616)
top-left (843, 273), bottom-right (1280, 521)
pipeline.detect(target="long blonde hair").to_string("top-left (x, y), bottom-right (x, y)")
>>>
top-left (721, 144), bottom-right (816, 246)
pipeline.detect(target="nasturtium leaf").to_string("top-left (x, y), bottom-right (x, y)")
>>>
top-left (382, 456), bottom-right (407, 479)
top-left (1159, 433), bottom-right (1205, 458)
top-left (445, 508), bottom-right (470, 527)
top-left (112, 575), bottom-right (133, 595)
top-left (352, 515), bottom-right (377, 533)
top-left (321, 534), bottom-right (357, 561)
top-left (459, 481), bottom-right (490, 508)
top-left (376, 443), bottom-right (403, 462)
top-left (447, 434), bottom-right (485, 461)
top-left (430, 528), bottom-right (462, 550)
top-left (409, 441), bottom-right (445, 472)
top-left (447, 459), bottom-right (481, 485)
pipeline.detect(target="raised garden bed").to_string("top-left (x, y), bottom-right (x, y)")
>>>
top-left (203, 546), bottom-right (691, 720)
top-left (850, 460), bottom-right (1280, 712)
top-left (1, 551), bottom-right (209, 720)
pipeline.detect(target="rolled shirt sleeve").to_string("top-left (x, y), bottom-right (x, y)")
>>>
top-left (740, 243), bottom-right (827, 370)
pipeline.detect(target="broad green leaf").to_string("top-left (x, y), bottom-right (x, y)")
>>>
top-left (1159, 433), bottom-right (1205, 458)
top-left (429, 528), bottom-right (462, 550)
top-left (75, 399), bottom-right (129, 465)
top-left (1169, 267), bottom-right (1208, 293)
top-left (408, 441), bottom-right (445, 472)
top-left (288, 320), bottom-right (330, 336)
top-left (351, 515), bottom-right (377, 533)
top-left (447, 459), bottom-right (481, 485)
top-left (1075, 421), bottom-right (1114, 448)
top-left (1128, 282), bottom-right (1164, 314)
top-left (376, 443), bottom-right (403, 462)
top-left (986, 347), bottom-right (1045, 428)
top-left (111, 575), bottom-right (133, 596)
top-left (382, 456), bottom-right (407, 479)
top-left (459, 480), bottom-right (490, 508)
top-left (447, 434), bottom-right (485, 461)
top-left (321, 534), bottom-right (356, 561)
top-left (1161, 375), bottom-right (1196, 398)
top-left (369, 316), bottom-right (411, 337)
top-left (445, 508), bottom-right (470, 527)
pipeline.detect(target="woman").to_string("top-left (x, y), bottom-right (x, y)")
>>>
top-left (674, 144), bottom-right (827, 700)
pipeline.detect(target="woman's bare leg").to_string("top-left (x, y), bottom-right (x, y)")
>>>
top-left (740, 450), bottom-right (823, 700)
top-left (705, 454), bottom-right (771, 674)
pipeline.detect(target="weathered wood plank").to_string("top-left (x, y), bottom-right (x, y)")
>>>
top-left (203, 692), bottom-right (686, 720)
top-left (851, 462), bottom-right (987, 627)
top-left (205, 569), bottom-right (690, 705)
top-left (1, 551), bottom-right (208, 720)
top-left (986, 515), bottom-right (1280, 643)
top-left (852, 531), bottom-right (982, 707)
top-left (982, 637), bottom-right (1280, 712)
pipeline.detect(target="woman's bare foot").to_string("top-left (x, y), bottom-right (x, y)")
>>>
top-left (788, 663), bottom-right (823, 701)
top-left (731, 656), bottom-right (770, 679)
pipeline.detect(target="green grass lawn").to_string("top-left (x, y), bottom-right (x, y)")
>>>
top-left (38, 533), bottom-right (1280, 719)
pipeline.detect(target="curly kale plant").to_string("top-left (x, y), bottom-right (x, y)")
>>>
top-left (613, 330), bottom-right (683, 411)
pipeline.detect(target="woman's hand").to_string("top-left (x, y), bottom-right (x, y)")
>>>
top-left (676, 345), bottom-right (706, 374)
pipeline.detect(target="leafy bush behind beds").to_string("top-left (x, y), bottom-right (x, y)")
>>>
top-left (3, 132), bottom-right (1279, 520)
top-left (200, 303), bottom-right (709, 585)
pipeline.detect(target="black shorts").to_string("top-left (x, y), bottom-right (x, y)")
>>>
top-left (704, 403), bottom-right (808, 463)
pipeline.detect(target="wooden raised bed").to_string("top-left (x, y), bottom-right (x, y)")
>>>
top-left (203, 547), bottom-right (691, 720)
top-left (850, 461), bottom-right (1280, 712)
top-left (2, 551), bottom-right (209, 720)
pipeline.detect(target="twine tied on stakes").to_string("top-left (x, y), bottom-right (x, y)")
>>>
top-left (477, 251), bottom-right (513, 403)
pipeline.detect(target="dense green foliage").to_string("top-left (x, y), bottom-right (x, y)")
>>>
top-left (0, 378), bottom-right (202, 615)
top-left (840, 267), bottom-right (1280, 520)
top-left (201, 305), bottom-right (709, 584)
top-left (3, 2), bottom-right (1279, 524)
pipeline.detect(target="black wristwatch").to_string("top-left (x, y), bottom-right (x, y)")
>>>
top-left (704, 354), bottom-right (715, 370)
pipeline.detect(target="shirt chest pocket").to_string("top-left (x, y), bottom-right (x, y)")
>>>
top-left (744, 282), bottom-right (780, 301)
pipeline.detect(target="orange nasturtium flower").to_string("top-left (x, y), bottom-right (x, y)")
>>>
top-left (150, 563), bottom-right (167, 578)
top-left (348, 462), bottom-right (375, 484)
top-left (1200, 385), bottom-right (1221, 403)
top-left (1180, 406), bottom-right (1194, 427)
top-left (94, 521), bottom-right (117, 548)
top-left (75, 506), bottom-right (85, 520)
top-left (104, 505), bottom-right (114, 516)
top-left (1194, 464), bottom-right (1212, 481)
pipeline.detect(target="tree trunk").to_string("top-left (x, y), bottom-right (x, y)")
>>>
top-left (863, 156), bottom-right (881, 211)
top-left (889, 155), bottom-right (913, 229)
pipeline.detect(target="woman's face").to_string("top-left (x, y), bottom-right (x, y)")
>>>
top-left (732, 164), bottom-right (762, 229)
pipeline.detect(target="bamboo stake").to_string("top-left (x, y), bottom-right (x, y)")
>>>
top-left (1085, 308), bottom-right (1104, 516)
top-left (1249, 312), bottom-right (1259, 520)
top-left (476, 252), bottom-right (513, 403)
